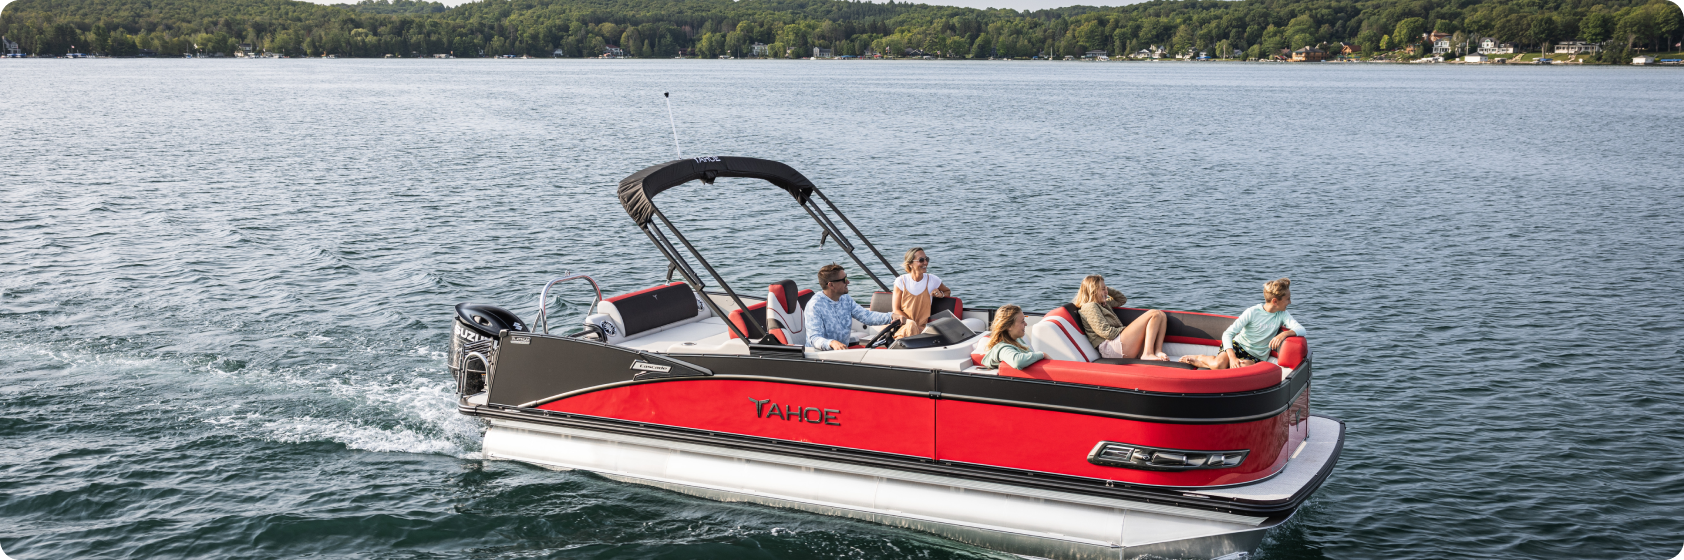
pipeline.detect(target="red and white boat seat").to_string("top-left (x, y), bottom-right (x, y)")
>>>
top-left (999, 303), bottom-right (1304, 392)
top-left (585, 282), bottom-right (710, 343)
top-left (726, 281), bottom-right (814, 344)
top-left (1027, 304), bottom-right (1203, 370)
top-left (1030, 304), bottom-right (1102, 362)
top-left (726, 301), bottom-right (767, 341)
top-left (764, 280), bottom-right (815, 346)
top-left (1027, 304), bottom-right (1310, 376)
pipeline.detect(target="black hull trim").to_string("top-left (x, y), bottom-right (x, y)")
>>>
top-left (460, 400), bottom-right (1345, 518)
top-left (490, 331), bottom-right (1315, 425)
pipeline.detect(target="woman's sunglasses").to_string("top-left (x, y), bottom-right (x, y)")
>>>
top-left (913, 257), bottom-right (930, 263)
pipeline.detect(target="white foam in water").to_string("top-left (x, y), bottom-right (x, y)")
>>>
top-left (414, 345), bottom-right (446, 361)
top-left (194, 350), bottom-right (488, 457)
top-left (11, 343), bottom-right (461, 472)
top-left (22, 344), bottom-right (169, 373)
top-left (1, 338), bottom-right (474, 457)
top-left (258, 416), bottom-right (462, 455)
top-left (0, 336), bottom-right (485, 459)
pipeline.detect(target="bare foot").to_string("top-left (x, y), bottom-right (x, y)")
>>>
top-left (1141, 352), bottom-right (1167, 361)
top-left (1155, 351), bottom-right (1169, 361)
top-left (1178, 355), bottom-right (1199, 365)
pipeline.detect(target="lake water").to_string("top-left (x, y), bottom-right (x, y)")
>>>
top-left (2, 59), bottom-right (1682, 559)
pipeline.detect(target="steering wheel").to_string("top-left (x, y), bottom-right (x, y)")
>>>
top-left (864, 320), bottom-right (903, 349)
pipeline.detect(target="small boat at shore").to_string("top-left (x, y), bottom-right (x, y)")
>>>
top-left (448, 156), bottom-right (1344, 559)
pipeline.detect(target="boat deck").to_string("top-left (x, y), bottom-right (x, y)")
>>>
top-left (592, 292), bottom-right (1286, 378)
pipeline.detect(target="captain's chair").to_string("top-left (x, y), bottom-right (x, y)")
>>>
top-left (765, 280), bottom-right (814, 346)
top-left (729, 280), bottom-right (815, 345)
top-left (869, 292), bottom-right (965, 323)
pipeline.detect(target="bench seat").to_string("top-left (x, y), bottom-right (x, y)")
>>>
top-left (998, 357), bottom-right (1286, 394)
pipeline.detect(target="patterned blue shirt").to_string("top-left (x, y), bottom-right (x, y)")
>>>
top-left (804, 292), bottom-right (892, 350)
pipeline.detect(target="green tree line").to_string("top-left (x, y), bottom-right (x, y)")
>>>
top-left (2, 0), bottom-right (1678, 62)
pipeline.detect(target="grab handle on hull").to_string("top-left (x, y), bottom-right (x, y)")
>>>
top-left (536, 273), bottom-right (603, 335)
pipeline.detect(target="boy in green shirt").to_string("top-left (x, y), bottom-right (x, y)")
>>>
top-left (1181, 278), bottom-right (1305, 370)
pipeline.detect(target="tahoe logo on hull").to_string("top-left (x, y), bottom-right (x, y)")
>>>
top-left (749, 398), bottom-right (840, 426)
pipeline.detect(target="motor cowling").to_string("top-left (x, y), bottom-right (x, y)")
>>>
top-left (450, 303), bottom-right (526, 396)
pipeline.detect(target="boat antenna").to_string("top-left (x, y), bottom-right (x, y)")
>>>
top-left (664, 92), bottom-right (683, 158)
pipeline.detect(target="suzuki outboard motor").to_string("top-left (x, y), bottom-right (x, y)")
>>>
top-left (451, 303), bottom-right (526, 396)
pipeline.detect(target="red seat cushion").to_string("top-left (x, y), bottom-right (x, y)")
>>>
top-left (728, 301), bottom-right (768, 340)
top-left (1275, 336), bottom-right (1307, 370)
top-left (998, 358), bottom-right (1283, 394)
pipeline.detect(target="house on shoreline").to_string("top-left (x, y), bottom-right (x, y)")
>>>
top-left (1291, 46), bottom-right (1325, 61)
top-left (1427, 32), bottom-right (1454, 55)
top-left (1554, 41), bottom-right (1602, 55)
top-left (1478, 38), bottom-right (1517, 54)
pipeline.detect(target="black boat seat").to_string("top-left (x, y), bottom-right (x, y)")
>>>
top-left (870, 291), bottom-right (965, 321)
top-left (589, 282), bottom-right (708, 342)
top-left (890, 310), bottom-right (973, 349)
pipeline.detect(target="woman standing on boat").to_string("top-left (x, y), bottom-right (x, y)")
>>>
top-left (1074, 275), bottom-right (1169, 361)
top-left (891, 247), bottom-right (951, 339)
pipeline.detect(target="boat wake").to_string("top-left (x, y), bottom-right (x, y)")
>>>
top-left (195, 349), bottom-right (485, 457)
top-left (206, 414), bottom-right (468, 456)
top-left (0, 335), bottom-right (483, 459)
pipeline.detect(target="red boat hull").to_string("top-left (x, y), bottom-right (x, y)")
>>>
top-left (538, 376), bottom-right (1310, 487)
top-left (540, 379), bottom-right (936, 458)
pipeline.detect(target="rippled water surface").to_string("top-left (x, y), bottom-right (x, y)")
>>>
top-left (3, 59), bottom-right (1682, 559)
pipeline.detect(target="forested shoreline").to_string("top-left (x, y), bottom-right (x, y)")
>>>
top-left (2, 0), bottom-right (1679, 62)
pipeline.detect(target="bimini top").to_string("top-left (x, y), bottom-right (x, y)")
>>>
top-left (618, 156), bottom-right (816, 226)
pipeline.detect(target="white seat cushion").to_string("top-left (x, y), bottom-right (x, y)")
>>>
top-left (1029, 315), bottom-right (1098, 362)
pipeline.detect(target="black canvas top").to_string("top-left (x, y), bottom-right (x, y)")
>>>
top-left (617, 156), bottom-right (816, 226)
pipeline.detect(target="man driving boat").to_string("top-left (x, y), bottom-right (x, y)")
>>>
top-left (804, 263), bottom-right (905, 351)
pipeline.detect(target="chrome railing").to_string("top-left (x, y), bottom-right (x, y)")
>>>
top-left (535, 273), bottom-right (602, 335)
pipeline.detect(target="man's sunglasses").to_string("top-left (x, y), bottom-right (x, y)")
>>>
top-left (827, 277), bottom-right (850, 284)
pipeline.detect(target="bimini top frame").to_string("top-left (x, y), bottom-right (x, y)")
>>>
top-left (616, 156), bottom-right (898, 342)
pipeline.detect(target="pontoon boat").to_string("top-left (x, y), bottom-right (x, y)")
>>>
top-left (449, 156), bottom-right (1343, 560)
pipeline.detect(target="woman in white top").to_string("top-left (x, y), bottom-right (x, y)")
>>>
top-left (890, 247), bottom-right (952, 339)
